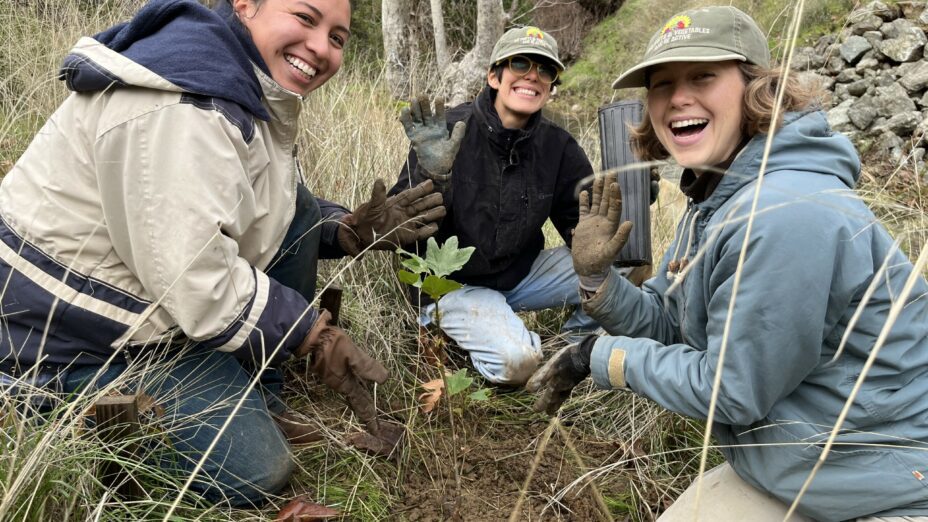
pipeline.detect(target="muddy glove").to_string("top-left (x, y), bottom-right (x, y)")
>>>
top-left (526, 336), bottom-right (597, 415)
top-left (296, 310), bottom-right (389, 431)
top-left (338, 179), bottom-right (446, 256)
top-left (572, 173), bottom-right (634, 291)
top-left (400, 96), bottom-right (467, 184)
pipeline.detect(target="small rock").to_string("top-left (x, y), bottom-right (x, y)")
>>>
top-left (851, 14), bottom-right (884, 34)
top-left (849, 103), bottom-right (877, 130)
top-left (835, 68), bottom-right (862, 83)
top-left (855, 57), bottom-right (881, 75)
top-left (900, 61), bottom-right (928, 92)
top-left (874, 111), bottom-right (921, 136)
top-left (827, 99), bottom-right (855, 131)
top-left (865, 0), bottom-right (899, 21)
top-left (913, 147), bottom-right (926, 164)
top-left (920, 7), bottom-right (928, 26)
top-left (875, 73), bottom-right (897, 87)
top-left (920, 91), bottom-right (928, 109)
top-left (840, 36), bottom-right (873, 64)
top-left (862, 30), bottom-right (884, 46)
top-left (825, 55), bottom-right (848, 74)
top-left (879, 19), bottom-right (927, 62)
top-left (834, 83), bottom-right (851, 103)
top-left (871, 82), bottom-right (918, 116)
top-left (846, 79), bottom-right (871, 97)
top-left (814, 34), bottom-right (837, 56)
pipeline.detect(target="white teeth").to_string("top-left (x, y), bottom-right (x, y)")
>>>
top-left (671, 118), bottom-right (708, 129)
top-left (514, 87), bottom-right (537, 96)
top-left (285, 54), bottom-right (317, 80)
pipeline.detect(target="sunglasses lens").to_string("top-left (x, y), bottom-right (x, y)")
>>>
top-left (509, 56), bottom-right (532, 75)
top-left (538, 64), bottom-right (558, 83)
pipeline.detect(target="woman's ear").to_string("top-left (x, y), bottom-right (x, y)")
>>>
top-left (487, 69), bottom-right (501, 89)
top-left (232, 0), bottom-right (254, 18)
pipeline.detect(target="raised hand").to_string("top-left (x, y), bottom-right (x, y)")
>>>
top-left (399, 96), bottom-right (466, 180)
top-left (571, 173), bottom-right (634, 280)
top-left (338, 179), bottom-right (446, 255)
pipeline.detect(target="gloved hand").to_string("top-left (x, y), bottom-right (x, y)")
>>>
top-left (399, 96), bottom-right (467, 182)
top-left (338, 178), bottom-right (446, 256)
top-left (296, 310), bottom-right (389, 430)
top-left (572, 172), bottom-right (634, 289)
top-left (525, 336), bottom-right (597, 415)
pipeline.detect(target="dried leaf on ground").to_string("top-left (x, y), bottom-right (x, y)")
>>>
top-left (275, 496), bottom-right (339, 521)
top-left (346, 420), bottom-right (405, 458)
top-left (418, 377), bottom-right (445, 413)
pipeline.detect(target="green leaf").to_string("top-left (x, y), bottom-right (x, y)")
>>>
top-left (397, 249), bottom-right (430, 275)
top-left (445, 369), bottom-right (473, 397)
top-left (421, 275), bottom-right (462, 300)
top-left (468, 388), bottom-right (491, 401)
top-left (397, 270), bottom-right (422, 288)
top-left (424, 236), bottom-right (475, 278)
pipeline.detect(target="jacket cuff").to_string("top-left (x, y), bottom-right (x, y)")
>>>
top-left (590, 337), bottom-right (628, 389)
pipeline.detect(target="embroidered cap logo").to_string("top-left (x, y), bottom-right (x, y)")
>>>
top-left (662, 15), bottom-right (692, 34)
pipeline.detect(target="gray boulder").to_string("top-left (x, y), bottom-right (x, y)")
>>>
top-left (873, 110), bottom-right (921, 135)
top-left (849, 101), bottom-right (878, 130)
top-left (827, 99), bottom-right (855, 131)
top-left (900, 60), bottom-right (928, 92)
top-left (847, 78), bottom-right (871, 97)
top-left (871, 82), bottom-right (918, 116)
top-left (879, 19), bottom-right (926, 62)
top-left (840, 35), bottom-right (873, 64)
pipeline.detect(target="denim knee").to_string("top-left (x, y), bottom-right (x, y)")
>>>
top-left (196, 437), bottom-right (295, 507)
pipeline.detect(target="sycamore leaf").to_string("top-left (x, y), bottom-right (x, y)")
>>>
top-left (418, 378), bottom-right (444, 413)
top-left (424, 236), bottom-right (475, 278)
top-left (397, 270), bottom-right (422, 287)
top-left (400, 255), bottom-right (430, 275)
top-left (445, 368), bottom-right (473, 397)
top-left (468, 388), bottom-right (491, 401)
top-left (420, 275), bottom-right (462, 300)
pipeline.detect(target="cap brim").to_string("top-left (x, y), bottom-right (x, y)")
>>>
top-left (611, 47), bottom-right (746, 89)
top-left (493, 48), bottom-right (566, 71)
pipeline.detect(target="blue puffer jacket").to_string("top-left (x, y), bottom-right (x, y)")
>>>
top-left (584, 111), bottom-right (928, 520)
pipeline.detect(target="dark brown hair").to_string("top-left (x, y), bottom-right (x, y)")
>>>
top-left (631, 62), bottom-right (823, 161)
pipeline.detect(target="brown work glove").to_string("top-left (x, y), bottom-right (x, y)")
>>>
top-left (297, 311), bottom-right (389, 432)
top-left (338, 179), bottom-right (446, 256)
top-left (572, 172), bottom-right (634, 290)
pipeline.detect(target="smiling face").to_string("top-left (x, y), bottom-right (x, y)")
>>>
top-left (234, 0), bottom-right (350, 96)
top-left (488, 57), bottom-right (554, 129)
top-left (646, 60), bottom-right (747, 171)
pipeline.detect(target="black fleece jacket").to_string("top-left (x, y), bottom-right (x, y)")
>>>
top-left (390, 86), bottom-right (593, 291)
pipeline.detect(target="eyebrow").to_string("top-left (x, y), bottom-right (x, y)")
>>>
top-left (298, 1), bottom-right (352, 37)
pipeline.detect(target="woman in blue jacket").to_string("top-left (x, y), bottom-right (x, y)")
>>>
top-left (528, 6), bottom-right (928, 521)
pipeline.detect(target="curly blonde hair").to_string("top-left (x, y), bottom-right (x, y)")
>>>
top-left (631, 63), bottom-right (823, 161)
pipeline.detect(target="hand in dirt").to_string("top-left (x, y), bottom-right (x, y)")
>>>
top-left (572, 172), bottom-right (633, 280)
top-left (346, 419), bottom-right (405, 458)
top-left (297, 310), bottom-right (389, 422)
top-left (338, 178), bottom-right (446, 255)
top-left (275, 496), bottom-right (339, 521)
top-left (525, 336), bottom-right (597, 415)
top-left (400, 95), bottom-right (467, 181)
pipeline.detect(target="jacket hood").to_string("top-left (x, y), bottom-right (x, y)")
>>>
top-left (701, 110), bottom-right (860, 211)
top-left (59, 0), bottom-right (270, 121)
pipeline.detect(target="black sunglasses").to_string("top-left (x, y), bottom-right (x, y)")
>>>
top-left (505, 55), bottom-right (560, 84)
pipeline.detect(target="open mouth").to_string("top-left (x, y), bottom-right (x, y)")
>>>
top-left (670, 118), bottom-right (708, 137)
top-left (285, 53), bottom-right (317, 81)
top-left (513, 87), bottom-right (538, 97)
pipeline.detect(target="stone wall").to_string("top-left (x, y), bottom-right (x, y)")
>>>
top-left (795, 1), bottom-right (928, 178)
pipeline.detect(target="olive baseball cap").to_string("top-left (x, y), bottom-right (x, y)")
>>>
top-left (612, 5), bottom-right (770, 89)
top-left (490, 26), bottom-right (565, 71)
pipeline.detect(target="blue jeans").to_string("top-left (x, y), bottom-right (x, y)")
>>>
top-left (63, 350), bottom-right (295, 507)
top-left (420, 246), bottom-right (599, 385)
top-left (13, 184), bottom-right (324, 507)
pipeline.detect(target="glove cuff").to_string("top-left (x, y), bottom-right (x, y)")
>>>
top-left (295, 309), bottom-right (333, 358)
top-left (571, 335), bottom-right (597, 373)
top-left (578, 272), bottom-right (608, 292)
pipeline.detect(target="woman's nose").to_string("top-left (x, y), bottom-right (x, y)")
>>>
top-left (303, 29), bottom-right (330, 61)
top-left (669, 83), bottom-right (693, 108)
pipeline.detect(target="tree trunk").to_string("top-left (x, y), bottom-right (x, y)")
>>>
top-left (382, 0), bottom-right (415, 99)
top-left (430, 0), bottom-right (450, 70)
top-left (442, 0), bottom-right (505, 105)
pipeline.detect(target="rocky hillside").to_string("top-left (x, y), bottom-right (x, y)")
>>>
top-left (797, 1), bottom-right (928, 181)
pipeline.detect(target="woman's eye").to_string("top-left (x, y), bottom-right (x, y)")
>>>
top-left (330, 34), bottom-right (345, 48)
top-left (296, 13), bottom-right (316, 25)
